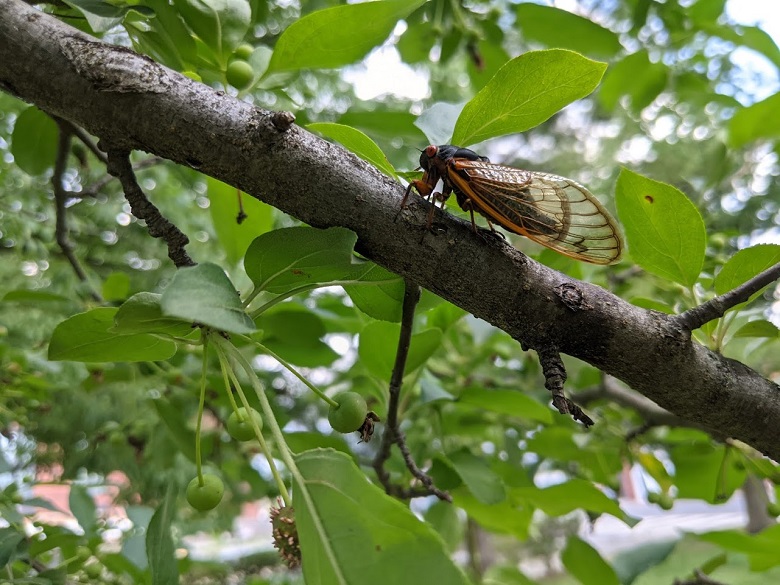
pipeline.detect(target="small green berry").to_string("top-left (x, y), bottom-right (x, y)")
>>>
top-left (75, 546), bottom-right (92, 563)
top-left (186, 474), bottom-right (224, 511)
top-left (234, 43), bottom-right (254, 60)
top-left (767, 502), bottom-right (780, 517)
top-left (327, 392), bottom-right (368, 434)
top-left (647, 491), bottom-right (660, 504)
top-left (658, 493), bottom-right (674, 510)
top-left (226, 59), bottom-right (254, 90)
top-left (227, 407), bottom-right (262, 441)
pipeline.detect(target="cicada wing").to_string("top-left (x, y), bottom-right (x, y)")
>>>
top-left (447, 160), bottom-right (624, 265)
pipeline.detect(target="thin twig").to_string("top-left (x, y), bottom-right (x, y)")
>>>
top-left (674, 262), bottom-right (780, 331)
top-left (106, 148), bottom-right (195, 268)
top-left (372, 280), bottom-right (451, 502)
top-left (76, 156), bottom-right (164, 199)
top-left (52, 120), bottom-right (102, 302)
top-left (59, 119), bottom-right (107, 164)
top-left (673, 568), bottom-right (729, 585)
top-left (537, 345), bottom-right (593, 426)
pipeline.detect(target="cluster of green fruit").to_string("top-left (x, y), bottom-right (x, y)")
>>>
top-left (186, 392), bottom-right (368, 511)
top-left (225, 43), bottom-right (255, 91)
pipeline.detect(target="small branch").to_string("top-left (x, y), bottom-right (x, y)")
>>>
top-left (77, 156), bottom-right (164, 199)
top-left (59, 119), bottom-right (108, 164)
top-left (372, 280), bottom-right (451, 502)
top-left (537, 345), bottom-right (593, 426)
top-left (674, 262), bottom-right (780, 331)
top-left (673, 569), bottom-right (729, 585)
top-left (52, 120), bottom-right (102, 302)
top-left (105, 148), bottom-right (195, 268)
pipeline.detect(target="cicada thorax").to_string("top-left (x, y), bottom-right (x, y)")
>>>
top-left (404, 145), bottom-right (624, 265)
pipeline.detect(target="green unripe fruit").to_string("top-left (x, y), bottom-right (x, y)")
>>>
top-left (658, 493), bottom-right (674, 510)
top-left (647, 491), bottom-right (661, 504)
top-left (767, 502), bottom-right (780, 517)
top-left (75, 546), bottom-right (92, 563)
top-left (186, 474), bottom-right (224, 511)
top-left (226, 60), bottom-right (254, 90)
top-left (327, 392), bottom-right (367, 433)
top-left (234, 43), bottom-right (254, 60)
top-left (84, 562), bottom-right (102, 579)
top-left (227, 407), bottom-right (262, 441)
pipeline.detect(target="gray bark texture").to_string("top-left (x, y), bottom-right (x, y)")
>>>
top-left (2, 0), bottom-right (779, 458)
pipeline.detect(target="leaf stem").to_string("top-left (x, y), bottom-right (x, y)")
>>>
top-left (195, 332), bottom-right (209, 485)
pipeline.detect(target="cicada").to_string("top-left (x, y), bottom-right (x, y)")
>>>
top-left (401, 145), bottom-right (624, 265)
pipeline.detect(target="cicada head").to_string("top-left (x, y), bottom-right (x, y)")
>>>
top-left (418, 145), bottom-right (440, 171)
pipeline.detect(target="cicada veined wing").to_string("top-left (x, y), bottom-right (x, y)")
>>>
top-left (406, 145), bottom-right (624, 265)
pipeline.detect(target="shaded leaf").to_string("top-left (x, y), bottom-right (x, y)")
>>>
top-left (294, 449), bottom-right (470, 585)
top-left (11, 107), bottom-right (58, 176)
top-left (562, 536), bottom-right (621, 585)
top-left (49, 308), bottom-right (177, 362)
top-left (146, 484), bottom-right (179, 585)
top-left (208, 177), bottom-right (274, 266)
top-left (458, 386), bottom-right (553, 425)
top-left (516, 4), bottom-right (622, 59)
top-left (160, 263), bottom-right (255, 334)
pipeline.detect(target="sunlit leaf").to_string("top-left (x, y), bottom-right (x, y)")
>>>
top-left (266, 0), bottom-right (425, 73)
top-left (453, 50), bottom-right (606, 146)
top-left (616, 168), bottom-right (706, 287)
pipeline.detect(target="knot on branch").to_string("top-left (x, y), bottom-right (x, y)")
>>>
top-left (271, 110), bottom-right (296, 132)
top-left (538, 345), bottom-right (594, 427)
top-left (554, 282), bottom-right (592, 311)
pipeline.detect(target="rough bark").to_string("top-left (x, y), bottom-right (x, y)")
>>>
top-left (2, 0), bottom-right (779, 458)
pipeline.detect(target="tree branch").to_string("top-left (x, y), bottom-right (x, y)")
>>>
top-left (105, 148), bottom-right (195, 268)
top-left (52, 119), bottom-right (102, 302)
top-left (2, 0), bottom-right (780, 460)
top-left (373, 280), bottom-right (450, 501)
top-left (673, 261), bottom-right (780, 331)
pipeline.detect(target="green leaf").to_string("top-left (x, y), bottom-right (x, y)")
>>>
top-left (728, 92), bottom-right (780, 148)
top-left (598, 50), bottom-right (668, 113)
top-left (69, 485), bottom-right (97, 538)
top-left (635, 450), bottom-right (673, 492)
top-left (445, 449), bottom-right (505, 505)
top-left (284, 432), bottom-right (356, 461)
top-left (733, 320), bottom-right (779, 339)
top-left (152, 400), bottom-right (198, 462)
top-left (11, 107), bottom-right (58, 176)
top-left (615, 168), bottom-right (706, 287)
top-left (62, 0), bottom-right (144, 33)
top-left (294, 449), bottom-right (470, 585)
top-left (704, 24), bottom-right (780, 71)
top-left (343, 264), bottom-right (404, 322)
top-left (671, 443), bottom-right (744, 502)
top-left (0, 528), bottom-right (25, 567)
top-left (513, 479), bottom-right (624, 519)
top-left (452, 49), bottom-right (607, 146)
top-left (307, 122), bottom-right (397, 178)
top-left (244, 226), bottom-right (358, 294)
top-left (114, 293), bottom-right (195, 337)
top-left (102, 272), bottom-right (130, 301)
top-left (160, 263), bottom-right (255, 334)
top-left (208, 177), bottom-right (274, 266)
top-left (266, 0), bottom-right (426, 74)
top-left (714, 244), bottom-right (780, 296)
top-left (562, 536), bottom-right (621, 585)
top-left (452, 488), bottom-right (533, 540)
top-left (458, 386), bottom-right (553, 425)
top-left (2, 290), bottom-right (72, 304)
top-left (483, 565), bottom-right (537, 585)
top-left (146, 484), bottom-right (179, 585)
top-left (257, 307), bottom-right (338, 367)
top-left (416, 102), bottom-right (465, 145)
top-left (515, 4), bottom-right (622, 59)
top-left (358, 322), bottom-right (442, 380)
top-left (133, 0), bottom-right (198, 69)
top-left (337, 111), bottom-right (426, 141)
top-left (49, 308), bottom-right (177, 362)
top-left (697, 525), bottom-right (780, 570)
top-left (173, 0), bottom-right (251, 61)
